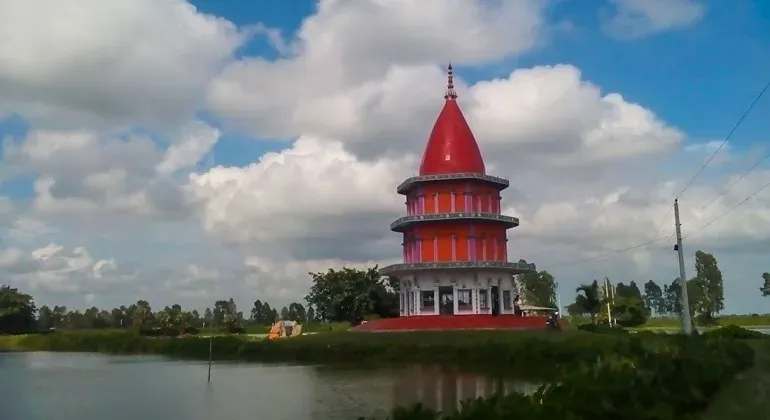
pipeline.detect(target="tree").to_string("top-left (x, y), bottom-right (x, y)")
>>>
top-left (38, 305), bottom-right (54, 330)
top-left (612, 281), bottom-right (648, 327)
top-left (203, 308), bottom-right (214, 326)
top-left (666, 278), bottom-right (700, 320)
top-left (287, 302), bottom-right (306, 322)
top-left (250, 300), bottom-right (277, 324)
top-left (612, 295), bottom-right (648, 327)
top-left (692, 250), bottom-right (724, 322)
top-left (131, 300), bottom-right (152, 329)
top-left (250, 300), bottom-right (267, 323)
top-left (212, 300), bottom-right (228, 326)
top-left (305, 266), bottom-right (398, 323)
top-left (157, 304), bottom-right (184, 329)
top-left (306, 306), bottom-right (316, 323)
top-left (280, 306), bottom-right (289, 320)
top-left (0, 285), bottom-right (37, 334)
top-left (761, 273), bottom-right (770, 297)
top-left (519, 270), bottom-right (557, 308)
top-left (215, 298), bottom-right (243, 330)
top-left (642, 280), bottom-right (663, 315)
top-left (570, 280), bottom-right (602, 323)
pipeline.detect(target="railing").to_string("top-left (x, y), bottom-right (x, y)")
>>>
top-left (380, 260), bottom-right (536, 275)
top-left (397, 173), bottom-right (509, 194)
top-left (390, 212), bottom-right (519, 231)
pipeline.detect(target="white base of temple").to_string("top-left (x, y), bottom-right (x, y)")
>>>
top-left (398, 270), bottom-right (522, 316)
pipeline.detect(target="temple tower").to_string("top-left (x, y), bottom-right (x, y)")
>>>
top-left (380, 64), bottom-right (535, 317)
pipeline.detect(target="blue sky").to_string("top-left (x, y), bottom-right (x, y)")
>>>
top-left (3, 0), bottom-right (768, 197)
top-left (202, 0), bottom-right (765, 183)
top-left (0, 0), bottom-right (769, 314)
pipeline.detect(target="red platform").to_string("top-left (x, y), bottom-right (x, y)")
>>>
top-left (352, 315), bottom-right (555, 332)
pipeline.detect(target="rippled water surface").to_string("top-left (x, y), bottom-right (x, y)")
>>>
top-left (0, 352), bottom-right (536, 420)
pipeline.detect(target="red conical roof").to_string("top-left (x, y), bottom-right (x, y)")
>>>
top-left (418, 64), bottom-right (486, 176)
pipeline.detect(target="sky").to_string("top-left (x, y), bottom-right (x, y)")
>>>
top-left (0, 0), bottom-right (768, 314)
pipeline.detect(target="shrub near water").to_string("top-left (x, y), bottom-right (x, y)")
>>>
top-left (365, 334), bottom-right (755, 420)
top-left (6, 330), bottom-right (655, 378)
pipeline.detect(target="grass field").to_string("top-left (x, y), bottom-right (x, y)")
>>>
top-left (566, 314), bottom-right (770, 330)
top-left (702, 339), bottom-right (770, 419)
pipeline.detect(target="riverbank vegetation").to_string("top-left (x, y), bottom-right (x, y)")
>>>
top-left (2, 325), bottom-right (765, 419)
top-left (366, 331), bottom-right (762, 419)
top-left (0, 329), bottom-right (643, 378)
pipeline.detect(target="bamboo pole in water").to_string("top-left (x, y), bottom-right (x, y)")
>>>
top-left (207, 335), bottom-right (212, 382)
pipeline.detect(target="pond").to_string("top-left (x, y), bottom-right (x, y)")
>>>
top-left (0, 352), bottom-right (537, 420)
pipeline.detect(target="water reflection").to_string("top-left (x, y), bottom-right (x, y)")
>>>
top-left (389, 366), bottom-right (537, 414)
top-left (2, 352), bottom-right (536, 420)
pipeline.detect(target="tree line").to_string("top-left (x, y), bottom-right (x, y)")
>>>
top-left (1, 250), bottom-right (766, 335)
top-left (565, 250), bottom-right (769, 327)
top-left (0, 266), bottom-right (401, 334)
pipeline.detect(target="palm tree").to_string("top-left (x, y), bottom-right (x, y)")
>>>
top-left (574, 280), bottom-right (602, 323)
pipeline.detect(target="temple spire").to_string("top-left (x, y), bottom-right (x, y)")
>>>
top-left (444, 63), bottom-right (457, 100)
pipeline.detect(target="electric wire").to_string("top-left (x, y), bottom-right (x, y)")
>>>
top-left (537, 80), bottom-right (770, 271)
top-left (675, 79), bottom-right (769, 200)
top-left (539, 233), bottom-right (675, 270)
top-left (684, 179), bottom-right (770, 238)
top-left (695, 152), bottom-right (769, 213)
top-left (654, 203), bottom-right (674, 236)
top-left (540, 176), bottom-right (770, 270)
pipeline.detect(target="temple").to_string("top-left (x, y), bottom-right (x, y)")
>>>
top-left (356, 65), bottom-right (539, 332)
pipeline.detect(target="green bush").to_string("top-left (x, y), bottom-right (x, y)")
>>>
top-left (139, 327), bottom-right (180, 337)
top-left (182, 326), bottom-right (199, 335)
top-left (362, 335), bottom-right (754, 419)
top-left (576, 323), bottom-right (629, 334)
top-left (703, 325), bottom-right (767, 340)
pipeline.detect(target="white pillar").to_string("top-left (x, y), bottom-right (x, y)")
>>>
top-left (453, 286), bottom-right (459, 314)
top-left (471, 284), bottom-right (479, 314)
top-left (434, 285), bottom-right (439, 315)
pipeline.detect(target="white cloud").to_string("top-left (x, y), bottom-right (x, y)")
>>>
top-left (206, 0), bottom-right (549, 139)
top-left (0, 0), bottom-right (244, 129)
top-left (186, 136), bottom-right (410, 261)
top-left (1, 243), bottom-right (129, 294)
top-left (601, 0), bottom-right (705, 39)
top-left (3, 121), bottom-right (218, 220)
top-left (156, 121), bottom-right (221, 176)
top-left (0, 0), bottom-right (767, 314)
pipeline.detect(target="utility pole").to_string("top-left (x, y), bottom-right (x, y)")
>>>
top-left (604, 278), bottom-right (614, 327)
top-left (673, 199), bottom-right (693, 335)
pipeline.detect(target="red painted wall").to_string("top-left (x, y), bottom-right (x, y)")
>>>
top-left (402, 222), bottom-right (509, 263)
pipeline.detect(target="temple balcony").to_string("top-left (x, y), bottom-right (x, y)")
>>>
top-left (390, 212), bottom-right (519, 232)
top-left (397, 173), bottom-right (509, 195)
top-left (380, 260), bottom-right (536, 276)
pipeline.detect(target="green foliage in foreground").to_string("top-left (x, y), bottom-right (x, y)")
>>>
top-left (364, 328), bottom-right (761, 420)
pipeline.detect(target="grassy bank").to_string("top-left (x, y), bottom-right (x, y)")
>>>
top-left (2, 327), bottom-right (763, 418)
top-left (0, 329), bottom-right (644, 379)
top-left (568, 314), bottom-right (770, 329)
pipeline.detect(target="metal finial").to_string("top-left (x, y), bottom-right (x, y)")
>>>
top-left (444, 62), bottom-right (457, 100)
